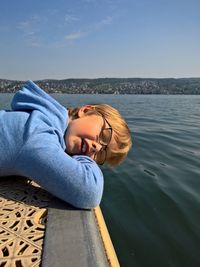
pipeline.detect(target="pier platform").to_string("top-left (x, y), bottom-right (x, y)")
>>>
top-left (0, 176), bottom-right (120, 267)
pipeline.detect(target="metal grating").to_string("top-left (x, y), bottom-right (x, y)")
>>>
top-left (0, 177), bottom-right (51, 267)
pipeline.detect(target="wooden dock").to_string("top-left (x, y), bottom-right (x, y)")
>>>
top-left (0, 176), bottom-right (120, 267)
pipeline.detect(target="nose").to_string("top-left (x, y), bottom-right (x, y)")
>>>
top-left (88, 140), bottom-right (102, 154)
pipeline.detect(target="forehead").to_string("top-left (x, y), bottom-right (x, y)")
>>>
top-left (80, 114), bottom-right (105, 133)
top-left (80, 113), bottom-right (100, 121)
top-left (85, 114), bottom-right (104, 125)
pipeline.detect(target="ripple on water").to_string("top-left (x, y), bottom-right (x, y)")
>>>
top-left (143, 168), bottom-right (156, 177)
top-left (1, 92), bottom-right (200, 267)
top-left (159, 162), bottom-right (168, 167)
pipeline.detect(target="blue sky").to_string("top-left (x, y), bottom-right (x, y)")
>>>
top-left (0, 0), bottom-right (200, 80)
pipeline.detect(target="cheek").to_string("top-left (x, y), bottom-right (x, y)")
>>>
top-left (64, 123), bottom-right (77, 145)
top-left (67, 120), bottom-right (82, 135)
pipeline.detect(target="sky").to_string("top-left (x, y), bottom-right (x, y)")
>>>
top-left (0, 0), bottom-right (200, 80)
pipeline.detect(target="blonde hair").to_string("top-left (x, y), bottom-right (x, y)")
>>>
top-left (68, 104), bottom-right (132, 166)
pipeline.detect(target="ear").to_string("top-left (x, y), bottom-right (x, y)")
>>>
top-left (78, 105), bottom-right (94, 117)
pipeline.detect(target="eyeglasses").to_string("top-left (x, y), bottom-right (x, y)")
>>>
top-left (94, 116), bottom-right (112, 165)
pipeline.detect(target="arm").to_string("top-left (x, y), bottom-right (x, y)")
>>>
top-left (15, 133), bottom-right (104, 209)
top-left (11, 80), bottom-right (68, 133)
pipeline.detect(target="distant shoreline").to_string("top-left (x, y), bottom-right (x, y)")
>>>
top-left (1, 77), bottom-right (200, 94)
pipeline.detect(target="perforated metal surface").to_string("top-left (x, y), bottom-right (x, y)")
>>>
top-left (0, 177), bottom-right (119, 267)
top-left (0, 177), bottom-right (51, 267)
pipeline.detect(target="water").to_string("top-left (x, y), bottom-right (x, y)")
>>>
top-left (1, 93), bottom-right (200, 267)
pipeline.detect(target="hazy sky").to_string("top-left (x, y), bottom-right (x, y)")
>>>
top-left (0, 0), bottom-right (200, 80)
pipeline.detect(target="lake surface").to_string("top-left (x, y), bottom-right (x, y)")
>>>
top-left (1, 93), bottom-right (200, 267)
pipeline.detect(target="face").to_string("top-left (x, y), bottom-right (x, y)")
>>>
top-left (64, 106), bottom-right (116, 163)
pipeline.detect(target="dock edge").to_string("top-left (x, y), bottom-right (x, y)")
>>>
top-left (93, 207), bottom-right (120, 267)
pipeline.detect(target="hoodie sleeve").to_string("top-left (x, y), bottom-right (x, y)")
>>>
top-left (15, 132), bottom-right (104, 209)
top-left (11, 81), bottom-right (104, 209)
top-left (11, 80), bottom-right (68, 133)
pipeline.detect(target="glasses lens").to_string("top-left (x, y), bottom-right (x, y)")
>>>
top-left (95, 149), bottom-right (106, 165)
top-left (100, 128), bottom-right (112, 145)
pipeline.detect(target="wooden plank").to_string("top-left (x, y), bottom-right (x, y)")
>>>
top-left (94, 207), bottom-right (120, 267)
top-left (42, 198), bottom-right (109, 267)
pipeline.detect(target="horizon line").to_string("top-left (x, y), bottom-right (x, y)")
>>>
top-left (1, 76), bottom-right (200, 82)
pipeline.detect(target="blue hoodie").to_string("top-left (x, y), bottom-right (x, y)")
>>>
top-left (0, 80), bottom-right (104, 209)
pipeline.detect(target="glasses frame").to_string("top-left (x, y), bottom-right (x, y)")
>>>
top-left (94, 115), bottom-right (113, 165)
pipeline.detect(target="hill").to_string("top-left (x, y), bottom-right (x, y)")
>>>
top-left (1, 78), bottom-right (200, 94)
